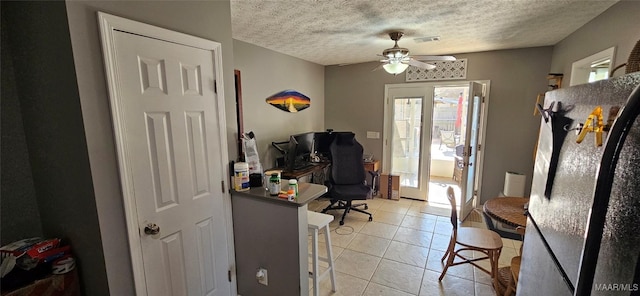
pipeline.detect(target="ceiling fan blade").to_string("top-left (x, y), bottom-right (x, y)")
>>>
top-left (412, 55), bottom-right (456, 61)
top-left (408, 59), bottom-right (436, 70)
top-left (371, 63), bottom-right (385, 72)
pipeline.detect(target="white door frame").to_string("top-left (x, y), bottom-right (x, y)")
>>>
top-left (98, 12), bottom-right (236, 295)
top-left (383, 80), bottom-right (490, 206)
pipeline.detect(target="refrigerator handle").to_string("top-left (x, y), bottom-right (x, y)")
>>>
top-left (575, 84), bottom-right (640, 296)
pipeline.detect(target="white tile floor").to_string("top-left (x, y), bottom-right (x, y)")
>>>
top-left (307, 196), bottom-right (522, 296)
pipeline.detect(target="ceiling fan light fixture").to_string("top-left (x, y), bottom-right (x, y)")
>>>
top-left (383, 62), bottom-right (409, 75)
top-left (377, 31), bottom-right (451, 75)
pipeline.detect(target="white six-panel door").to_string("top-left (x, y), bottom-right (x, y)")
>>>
top-left (99, 13), bottom-right (232, 296)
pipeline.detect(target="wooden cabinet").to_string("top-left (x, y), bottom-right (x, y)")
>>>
top-left (364, 160), bottom-right (379, 173)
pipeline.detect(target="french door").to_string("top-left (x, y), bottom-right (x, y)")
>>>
top-left (384, 86), bottom-right (434, 200)
top-left (383, 82), bottom-right (485, 220)
top-left (459, 82), bottom-right (483, 220)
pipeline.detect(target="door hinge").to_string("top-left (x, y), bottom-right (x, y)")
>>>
top-left (474, 190), bottom-right (478, 197)
top-left (482, 96), bottom-right (485, 103)
top-left (228, 269), bottom-right (232, 282)
top-left (477, 144), bottom-right (482, 151)
top-left (214, 80), bottom-right (217, 93)
top-left (221, 180), bottom-right (225, 193)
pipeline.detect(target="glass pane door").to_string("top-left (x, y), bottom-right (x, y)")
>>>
top-left (427, 86), bottom-right (468, 206)
top-left (459, 82), bottom-right (483, 220)
top-left (385, 85), bottom-right (433, 200)
top-left (391, 97), bottom-right (423, 189)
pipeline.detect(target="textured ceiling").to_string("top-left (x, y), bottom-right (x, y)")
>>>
top-left (231, 0), bottom-right (619, 66)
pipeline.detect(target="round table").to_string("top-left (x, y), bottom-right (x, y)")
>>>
top-left (483, 197), bottom-right (528, 228)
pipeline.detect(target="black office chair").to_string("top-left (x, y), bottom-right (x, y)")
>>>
top-left (321, 133), bottom-right (373, 225)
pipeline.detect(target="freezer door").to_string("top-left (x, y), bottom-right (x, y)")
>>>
top-left (518, 226), bottom-right (572, 296)
top-left (576, 82), bottom-right (640, 295)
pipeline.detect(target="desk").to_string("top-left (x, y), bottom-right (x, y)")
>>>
top-left (231, 183), bottom-right (327, 296)
top-left (269, 162), bottom-right (329, 183)
top-left (483, 197), bottom-right (528, 228)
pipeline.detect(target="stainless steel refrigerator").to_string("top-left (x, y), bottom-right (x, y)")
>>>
top-left (519, 73), bottom-right (640, 295)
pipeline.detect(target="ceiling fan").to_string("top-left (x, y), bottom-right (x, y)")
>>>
top-left (379, 32), bottom-right (456, 75)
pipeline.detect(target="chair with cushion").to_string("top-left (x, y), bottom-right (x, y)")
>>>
top-left (439, 186), bottom-right (503, 291)
top-left (439, 130), bottom-right (457, 150)
top-left (321, 132), bottom-right (373, 225)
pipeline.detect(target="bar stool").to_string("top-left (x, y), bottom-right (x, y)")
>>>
top-left (307, 211), bottom-right (336, 296)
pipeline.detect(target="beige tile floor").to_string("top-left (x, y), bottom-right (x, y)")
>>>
top-left (306, 196), bottom-right (522, 296)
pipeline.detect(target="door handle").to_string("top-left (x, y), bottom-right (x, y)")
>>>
top-left (144, 223), bottom-right (160, 235)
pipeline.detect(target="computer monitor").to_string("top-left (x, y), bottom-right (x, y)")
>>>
top-left (285, 132), bottom-right (315, 171)
top-left (293, 132), bottom-right (314, 157)
top-left (313, 132), bottom-right (334, 157)
top-left (314, 131), bottom-right (354, 159)
top-left (285, 135), bottom-right (298, 172)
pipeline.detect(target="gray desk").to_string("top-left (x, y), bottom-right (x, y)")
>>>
top-left (231, 183), bottom-right (327, 296)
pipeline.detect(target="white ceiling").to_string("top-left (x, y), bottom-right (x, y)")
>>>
top-left (230, 0), bottom-right (619, 66)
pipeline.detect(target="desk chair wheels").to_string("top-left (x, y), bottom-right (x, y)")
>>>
top-left (323, 199), bottom-right (373, 226)
top-left (337, 214), bottom-right (372, 225)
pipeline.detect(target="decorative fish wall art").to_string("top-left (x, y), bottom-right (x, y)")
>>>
top-left (265, 90), bottom-right (311, 112)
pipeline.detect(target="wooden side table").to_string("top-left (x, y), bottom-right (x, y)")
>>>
top-left (363, 160), bottom-right (379, 173)
top-left (483, 197), bottom-right (528, 228)
top-left (364, 160), bottom-right (380, 195)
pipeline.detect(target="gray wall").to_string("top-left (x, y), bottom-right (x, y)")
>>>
top-left (64, 1), bottom-right (235, 294)
top-left (233, 40), bottom-right (325, 169)
top-left (1, 10), bottom-right (43, 245)
top-left (231, 193), bottom-right (307, 296)
top-left (2, 1), bottom-right (108, 294)
top-left (325, 47), bottom-right (553, 203)
top-left (550, 0), bottom-right (640, 83)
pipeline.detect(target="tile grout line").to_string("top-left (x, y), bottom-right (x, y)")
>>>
top-left (310, 197), bottom-right (517, 296)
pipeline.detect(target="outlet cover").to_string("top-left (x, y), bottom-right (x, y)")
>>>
top-left (367, 131), bottom-right (380, 139)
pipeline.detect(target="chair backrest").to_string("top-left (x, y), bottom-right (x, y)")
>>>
top-left (440, 130), bottom-right (455, 142)
top-left (455, 145), bottom-right (464, 157)
top-left (516, 226), bottom-right (526, 254)
top-left (329, 132), bottom-right (366, 185)
top-left (446, 186), bottom-right (458, 230)
top-left (440, 130), bottom-right (456, 148)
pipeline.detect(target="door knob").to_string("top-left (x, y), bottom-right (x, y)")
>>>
top-left (144, 223), bottom-right (160, 235)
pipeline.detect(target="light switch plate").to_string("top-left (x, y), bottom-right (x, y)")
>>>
top-left (367, 131), bottom-right (380, 139)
